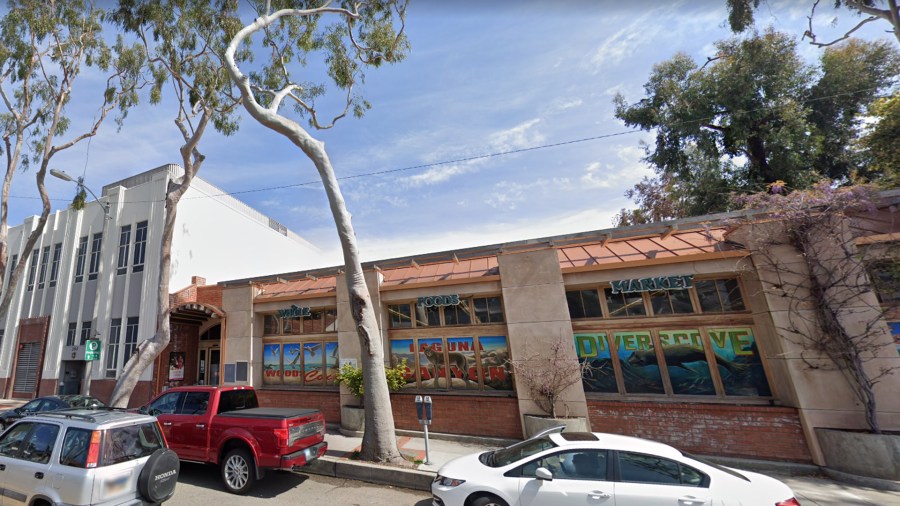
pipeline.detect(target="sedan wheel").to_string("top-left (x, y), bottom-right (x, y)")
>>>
top-left (471, 495), bottom-right (509, 506)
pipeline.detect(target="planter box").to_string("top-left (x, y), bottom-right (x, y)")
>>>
top-left (340, 405), bottom-right (365, 436)
top-left (523, 414), bottom-right (589, 438)
top-left (817, 428), bottom-right (900, 481)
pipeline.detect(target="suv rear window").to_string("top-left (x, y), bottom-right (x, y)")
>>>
top-left (102, 423), bottom-right (164, 466)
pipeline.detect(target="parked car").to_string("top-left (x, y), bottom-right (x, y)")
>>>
top-left (0, 408), bottom-right (179, 505)
top-left (143, 385), bottom-right (327, 494)
top-left (0, 395), bottom-right (105, 432)
top-left (432, 430), bottom-right (801, 506)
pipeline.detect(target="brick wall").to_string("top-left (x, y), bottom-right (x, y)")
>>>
top-left (197, 285), bottom-right (223, 308)
top-left (391, 393), bottom-right (521, 439)
top-left (86, 379), bottom-right (154, 408)
top-left (587, 400), bottom-right (812, 462)
top-left (256, 389), bottom-right (341, 424)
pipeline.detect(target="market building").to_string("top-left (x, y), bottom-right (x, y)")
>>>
top-left (0, 165), bottom-right (322, 402)
top-left (182, 189), bottom-right (896, 467)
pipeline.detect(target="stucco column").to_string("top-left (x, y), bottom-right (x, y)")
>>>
top-left (498, 247), bottom-right (589, 431)
top-left (336, 269), bottom-right (384, 408)
top-left (221, 284), bottom-right (255, 385)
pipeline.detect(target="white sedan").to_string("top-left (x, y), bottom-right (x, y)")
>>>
top-left (432, 430), bottom-right (801, 506)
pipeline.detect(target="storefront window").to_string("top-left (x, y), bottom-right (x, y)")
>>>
top-left (262, 340), bottom-right (339, 387)
top-left (695, 279), bottom-right (746, 312)
top-left (615, 331), bottom-right (664, 394)
top-left (567, 289), bottom-right (602, 319)
top-left (574, 333), bottom-right (617, 393)
top-left (262, 308), bottom-right (338, 336)
top-left (605, 290), bottom-right (647, 318)
top-left (707, 327), bottom-right (771, 396)
top-left (388, 296), bottom-right (505, 328)
top-left (389, 335), bottom-right (512, 391)
top-left (648, 289), bottom-right (694, 315)
top-left (658, 330), bottom-right (715, 395)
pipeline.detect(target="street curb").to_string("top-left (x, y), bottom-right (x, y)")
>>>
top-left (822, 467), bottom-right (900, 492)
top-left (304, 456), bottom-right (434, 491)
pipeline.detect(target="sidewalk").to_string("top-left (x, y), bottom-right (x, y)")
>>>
top-left (307, 429), bottom-right (900, 505)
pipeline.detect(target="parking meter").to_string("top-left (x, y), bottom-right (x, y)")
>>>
top-left (414, 396), bottom-right (434, 465)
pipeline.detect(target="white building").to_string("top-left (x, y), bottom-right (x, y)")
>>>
top-left (0, 164), bottom-right (321, 400)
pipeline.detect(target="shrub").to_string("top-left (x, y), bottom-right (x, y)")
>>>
top-left (337, 359), bottom-right (408, 402)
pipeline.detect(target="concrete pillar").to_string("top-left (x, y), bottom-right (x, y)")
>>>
top-left (221, 284), bottom-right (255, 385)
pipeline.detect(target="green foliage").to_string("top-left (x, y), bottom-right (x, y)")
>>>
top-left (860, 94), bottom-right (900, 188)
top-left (336, 359), bottom-right (407, 400)
top-left (614, 30), bottom-right (899, 222)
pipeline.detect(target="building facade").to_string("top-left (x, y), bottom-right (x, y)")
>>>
top-left (199, 191), bottom-right (898, 466)
top-left (0, 165), bottom-right (322, 402)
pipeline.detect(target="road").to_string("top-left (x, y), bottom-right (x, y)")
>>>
top-left (169, 462), bottom-right (431, 506)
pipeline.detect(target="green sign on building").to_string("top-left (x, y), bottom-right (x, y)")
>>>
top-left (84, 339), bottom-right (101, 361)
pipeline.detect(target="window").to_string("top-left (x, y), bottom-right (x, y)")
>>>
top-left (262, 309), bottom-right (338, 336)
top-left (180, 392), bottom-right (210, 415)
top-left (604, 289), bottom-right (647, 317)
top-left (101, 423), bottom-right (163, 466)
top-left (0, 329), bottom-right (4, 352)
top-left (512, 450), bottom-right (609, 481)
top-left (37, 246), bottom-right (50, 289)
top-left (66, 323), bottom-right (77, 347)
top-left (388, 335), bottom-right (512, 391)
top-left (263, 340), bottom-right (339, 387)
top-left (74, 236), bottom-right (88, 283)
top-left (695, 279), bottom-right (745, 312)
top-left (8, 253), bottom-right (17, 280)
top-left (217, 389), bottom-right (259, 413)
top-left (49, 243), bottom-right (61, 287)
top-left (566, 289), bottom-right (602, 319)
top-left (20, 423), bottom-right (60, 464)
top-left (648, 289), bottom-right (694, 315)
top-left (123, 317), bottom-right (139, 361)
top-left (88, 233), bottom-right (102, 280)
top-left (80, 321), bottom-right (92, 345)
top-left (59, 428), bottom-right (92, 468)
top-left (116, 225), bottom-right (131, 275)
top-left (618, 452), bottom-right (707, 487)
top-left (132, 221), bottom-right (148, 272)
top-left (574, 327), bottom-right (771, 398)
top-left (388, 296), bottom-right (505, 329)
top-left (148, 392), bottom-right (182, 415)
top-left (26, 249), bottom-right (38, 291)
top-left (105, 319), bottom-right (122, 379)
top-left (0, 421), bottom-right (34, 457)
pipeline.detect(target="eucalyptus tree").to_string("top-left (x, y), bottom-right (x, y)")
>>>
top-left (224, 0), bottom-right (409, 464)
top-left (0, 0), bottom-right (143, 322)
top-left (107, 0), bottom-right (244, 407)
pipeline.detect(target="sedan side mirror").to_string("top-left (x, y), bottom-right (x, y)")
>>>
top-left (535, 467), bottom-right (553, 481)
top-left (137, 406), bottom-right (149, 415)
top-left (13, 407), bottom-right (23, 415)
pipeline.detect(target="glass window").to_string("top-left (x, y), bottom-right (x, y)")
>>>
top-left (391, 335), bottom-right (511, 391)
top-left (263, 340), bottom-right (339, 387)
top-left (49, 243), bottom-right (62, 287)
top-left (615, 331), bottom-right (664, 394)
top-left (567, 289), bottom-right (603, 319)
top-left (149, 392), bottom-right (183, 415)
top-left (217, 389), bottom-right (259, 413)
top-left (389, 304), bottom-right (413, 328)
top-left (132, 221), bottom-right (148, 272)
top-left (117, 225), bottom-right (131, 275)
top-left (659, 330), bottom-right (715, 395)
top-left (59, 428), bottom-right (92, 468)
top-left (123, 317), bottom-right (139, 360)
top-left (574, 333), bottom-right (618, 393)
top-left (648, 289), bottom-right (694, 315)
top-left (619, 452), bottom-right (687, 486)
top-left (414, 304), bottom-right (441, 327)
top-left (515, 450), bottom-right (608, 480)
top-left (21, 423), bottom-right (60, 464)
top-left (487, 436), bottom-right (556, 468)
top-left (105, 319), bottom-right (122, 379)
top-left (80, 321), bottom-right (92, 345)
top-left (444, 300), bottom-right (472, 325)
top-left (102, 423), bottom-right (163, 465)
top-left (88, 233), bottom-right (102, 280)
top-left (605, 289), bottom-right (647, 317)
top-left (26, 249), bottom-right (38, 290)
top-left (263, 315), bottom-right (280, 335)
top-left (180, 392), bottom-right (210, 415)
top-left (37, 246), bottom-right (50, 289)
top-left (695, 279), bottom-right (746, 312)
top-left (66, 322), bottom-right (77, 347)
top-left (8, 254), bottom-right (17, 280)
top-left (473, 296), bottom-right (504, 323)
top-left (74, 236), bottom-right (88, 283)
top-left (0, 422), bottom-right (33, 457)
top-left (707, 327), bottom-right (771, 396)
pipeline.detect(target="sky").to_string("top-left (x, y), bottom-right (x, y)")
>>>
top-left (7, 0), bottom-right (895, 276)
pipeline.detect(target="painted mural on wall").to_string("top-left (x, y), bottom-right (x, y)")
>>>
top-left (574, 327), bottom-right (771, 397)
top-left (390, 335), bottom-right (512, 390)
top-left (263, 341), bottom-right (339, 386)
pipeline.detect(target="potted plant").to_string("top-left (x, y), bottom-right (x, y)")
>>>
top-left (510, 338), bottom-right (591, 437)
top-left (337, 359), bottom-right (408, 435)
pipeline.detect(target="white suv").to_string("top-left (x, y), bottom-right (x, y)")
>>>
top-left (0, 408), bottom-right (179, 505)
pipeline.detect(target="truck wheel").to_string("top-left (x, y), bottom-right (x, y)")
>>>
top-left (221, 448), bottom-right (256, 495)
top-left (138, 448), bottom-right (180, 503)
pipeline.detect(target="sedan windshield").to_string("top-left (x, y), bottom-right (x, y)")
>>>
top-left (482, 436), bottom-right (557, 467)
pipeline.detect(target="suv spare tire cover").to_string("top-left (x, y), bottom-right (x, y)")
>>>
top-left (138, 448), bottom-right (180, 503)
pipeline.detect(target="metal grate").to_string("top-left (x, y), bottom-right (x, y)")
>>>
top-left (13, 342), bottom-right (41, 394)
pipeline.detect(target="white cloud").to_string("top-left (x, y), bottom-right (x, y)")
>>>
top-left (489, 118), bottom-right (545, 151)
top-left (554, 97), bottom-right (583, 111)
top-left (405, 160), bottom-right (481, 187)
top-left (579, 145), bottom-right (653, 189)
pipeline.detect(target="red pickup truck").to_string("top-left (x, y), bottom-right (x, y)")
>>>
top-left (143, 385), bottom-right (327, 494)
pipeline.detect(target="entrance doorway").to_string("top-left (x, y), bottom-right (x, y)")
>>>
top-left (198, 342), bottom-right (220, 386)
top-left (59, 361), bottom-right (84, 395)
